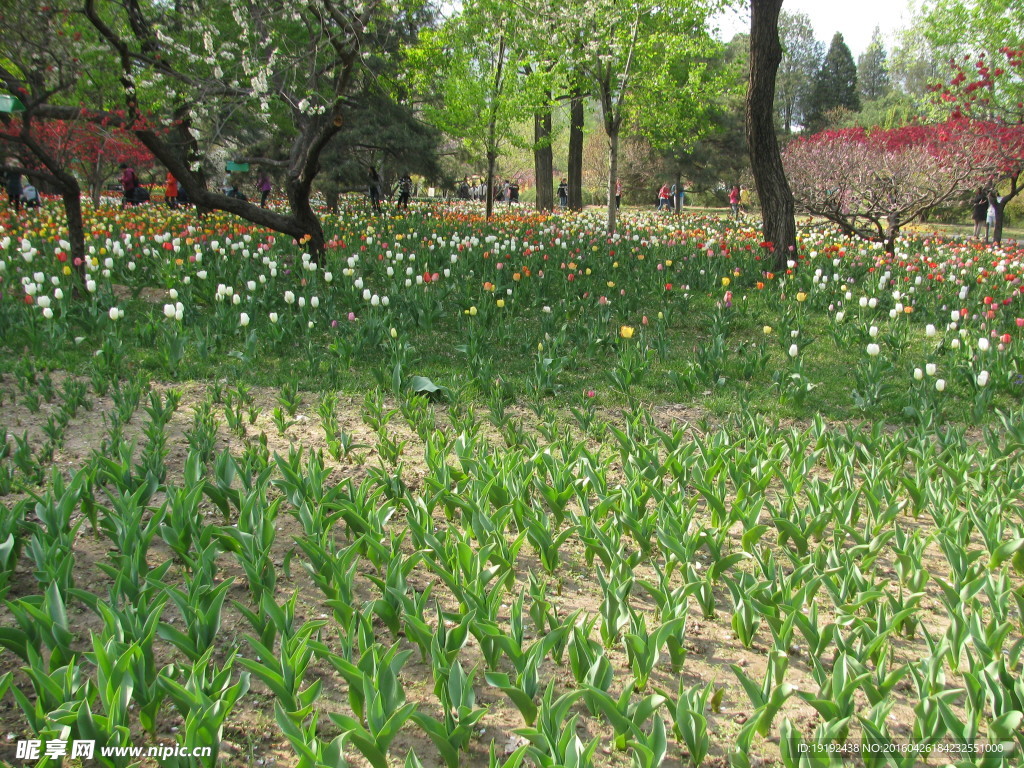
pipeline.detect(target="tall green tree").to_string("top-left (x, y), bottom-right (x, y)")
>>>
top-left (805, 33), bottom-right (860, 132)
top-left (858, 27), bottom-right (891, 102)
top-left (556, 0), bottom-right (727, 233)
top-left (774, 11), bottom-right (823, 133)
top-left (658, 32), bottom-right (748, 201)
top-left (918, 0), bottom-right (1021, 61)
top-left (411, 0), bottom-right (543, 218)
top-left (888, 24), bottom-right (944, 101)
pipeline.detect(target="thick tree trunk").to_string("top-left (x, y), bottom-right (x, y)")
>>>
top-left (568, 86), bottom-right (584, 211)
top-left (746, 0), bottom-right (797, 272)
top-left (884, 217), bottom-right (899, 255)
top-left (62, 187), bottom-right (87, 284)
top-left (14, 115), bottom-right (89, 289)
top-left (992, 175), bottom-right (1020, 246)
top-left (994, 203), bottom-right (1006, 246)
top-left (606, 128), bottom-right (619, 234)
top-left (286, 183), bottom-right (326, 255)
top-left (534, 103), bottom-right (554, 212)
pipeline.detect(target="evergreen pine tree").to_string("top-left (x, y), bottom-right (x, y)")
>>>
top-left (805, 32), bottom-right (860, 132)
top-left (858, 27), bottom-right (891, 102)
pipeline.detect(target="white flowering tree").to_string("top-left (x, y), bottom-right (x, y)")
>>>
top-left (73, 0), bottom-right (429, 254)
top-left (410, 0), bottom-right (560, 218)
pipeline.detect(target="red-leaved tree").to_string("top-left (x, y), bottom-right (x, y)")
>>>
top-left (783, 120), bottom-right (1018, 252)
top-left (932, 47), bottom-right (1024, 244)
top-left (3, 120), bottom-right (155, 205)
top-left (39, 121), bottom-right (154, 205)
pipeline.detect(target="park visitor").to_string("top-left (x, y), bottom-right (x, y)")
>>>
top-left (368, 167), bottom-right (383, 213)
top-left (165, 172), bottom-right (179, 209)
top-left (397, 172), bottom-right (412, 209)
top-left (729, 184), bottom-right (741, 217)
top-left (21, 184), bottom-right (40, 209)
top-left (257, 172), bottom-right (272, 208)
top-left (120, 163), bottom-right (139, 208)
top-left (557, 179), bottom-right (568, 207)
top-left (972, 189), bottom-right (988, 239)
top-left (4, 162), bottom-right (22, 214)
top-left (658, 183), bottom-right (672, 210)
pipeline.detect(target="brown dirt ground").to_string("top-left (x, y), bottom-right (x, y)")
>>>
top-left (0, 372), bottom-right (1018, 768)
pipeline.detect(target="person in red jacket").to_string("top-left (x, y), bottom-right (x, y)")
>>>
top-left (165, 172), bottom-right (178, 209)
top-left (729, 185), bottom-right (741, 217)
top-left (120, 163), bottom-right (139, 208)
top-left (657, 183), bottom-right (672, 210)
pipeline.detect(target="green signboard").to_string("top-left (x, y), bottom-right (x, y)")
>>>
top-left (0, 95), bottom-right (26, 113)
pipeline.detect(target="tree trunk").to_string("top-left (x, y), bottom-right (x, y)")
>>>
top-left (62, 187), bottom-right (87, 285)
top-left (884, 217), bottom-right (899, 255)
top-left (534, 102), bottom-right (554, 212)
top-left (286, 181), bottom-right (326, 255)
top-left (484, 35), bottom-right (506, 220)
top-left (746, 0), bottom-right (797, 272)
top-left (15, 115), bottom-right (89, 289)
top-left (992, 174), bottom-right (1020, 246)
top-left (568, 85), bottom-right (584, 210)
top-left (486, 150), bottom-right (496, 219)
top-left (606, 128), bottom-right (619, 234)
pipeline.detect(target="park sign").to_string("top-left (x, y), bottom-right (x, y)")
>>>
top-left (0, 95), bottom-right (26, 113)
top-left (225, 162), bottom-right (250, 172)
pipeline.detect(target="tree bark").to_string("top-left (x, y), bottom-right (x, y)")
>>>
top-left (12, 114), bottom-right (88, 286)
top-left (485, 149), bottom-right (496, 219)
top-left (484, 35), bottom-right (507, 220)
top-left (568, 85), bottom-right (584, 210)
top-left (746, 0), bottom-right (797, 272)
top-left (534, 102), bottom-right (554, 212)
top-left (606, 127), bottom-right (619, 234)
top-left (992, 173), bottom-right (1020, 246)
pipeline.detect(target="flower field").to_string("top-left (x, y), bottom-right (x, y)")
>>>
top-left (0, 198), bottom-right (1023, 767)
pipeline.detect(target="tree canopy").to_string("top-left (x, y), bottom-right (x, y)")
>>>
top-left (804, 33), bottom-right (861, 133)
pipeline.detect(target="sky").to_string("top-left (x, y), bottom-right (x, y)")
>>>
top-left (714, 1), bottom-right (918, 58)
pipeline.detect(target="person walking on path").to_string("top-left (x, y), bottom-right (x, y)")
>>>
top-left (729, 185), bottom-right (741, 218)
top-left (615, 178), bottom-right (622, 209)
top-left (257, 172), bottom-right (272, 208)
top-left (557, 179), bottom-right (568, 208)
top-left (986, 190), bottom-right (1003, 243)
top-left (397, 172), bottom-right (412, 209)
top-left (368, 167), bottom-right (383, 213)
top-left (4, 162), bottom-right (22, 214)
top-left (972, 188), bottom-right (988, 239)
top-left (676, 183), bottom-right (685, 211)
top-left (166, 172), bottom-right (179, 209)
top-left (658, 183), bottom-right (672, 210)
top-left (120, 163), bottom-right (139, 208)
